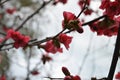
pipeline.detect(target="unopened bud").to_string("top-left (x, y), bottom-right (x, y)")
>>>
top-left (62, 67), bottom-right (70, 76)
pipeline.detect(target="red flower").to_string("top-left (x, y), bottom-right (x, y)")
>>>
top-left (99, 0), bottom-right (120, 18)
top-left (44, 40), bottom-right (63, 54)
top-left (115, 72), bottom-right (120, 79)
top-left (62, 67), bottom-right (81, 80)
top-left (73, 75), bottom-right (81, 80)
top-left (31, 70), bottom-right (39, 75)
top-left (78, 0), bottom-right (91, 9)
top-left (64, 75), bottom-right (81, 80)
top-left (53, 0), bottom-right (67, 5)
top-left (62, 11), bottom-right (83, 33)
top-left (99, 0), bottom-right (110, 9)
top-left (6, 29), bottom-right (30, 48)
top-left (63, 11), bottom-right (76, 23)
top-left (13, 36), bottom-right (30, 48)
top-left (58, 34), bottom-right (73, 49)
top-left (6, 8), bottom-right (16, 14)
top-left (84, 9), bottom-right (93, 15)
top-left (64, 76), bottom-right (72, 80)
top-left (0, 75), bottom-right (6, 80)
top-left (89, 17), bottom-right (119, 37)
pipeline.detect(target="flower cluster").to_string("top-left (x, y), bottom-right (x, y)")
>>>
top-left (84, 8), bottom-right (93, 15)
top-left (43, 34), bottom-right (72, 54)
top-left (99, 0), bottom-right (120, 19)
top-left (89, 17), bottom-right (119, 36)
top-left (6, 29), bottom-right (30, 48)
top-left (62, 11), bottom-right (83, 33)
top-left (62, 67), bottom-right (81, 80)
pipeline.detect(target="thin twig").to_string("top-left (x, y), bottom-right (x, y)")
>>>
top-left (15, 0), bottom-right (52, 31)
top-left (0, 0), bottom-right (11, 6)
top-left (78, 33), bottom-right (94, 74)
top-left (44, 77), bottom-right (63, 80)
top-left (0, 32), bottom-right (6, 36)
top-left (0, 46), bottom-right (14, 51)
top-left (82, 15), bottom-right (107, 26)
top-left (26, 48), bottom-right (32, 80)
top-left (76, 0), bottom-right (88, 18)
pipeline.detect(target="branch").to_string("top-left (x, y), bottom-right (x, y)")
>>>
top-left (76, 0), bottom-right (88, 18)
top-left (107, 23), bottom-right (120, 80)
top-left (64, 15), bottom-right (106, 34)
top-left (0, 0), bottom-right (11, 6)
top-left (0, 15), bottom-right (106, 50)
top-left (44, 77), bottom-right (63, 80)
top-left (26, 48), bottom-right (32, 80)
top-left (82, 15), bottom-right (107, 26)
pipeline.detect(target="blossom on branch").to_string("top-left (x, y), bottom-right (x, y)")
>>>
top-left (6, 8), bottom-right (16, 15)
top-left (62, 11), bottom-right (83, 33)
top-left (6, 29), bottom-right (30, 48)
top-left (78, 0), bottom-right (91, 9)
top-left (84, 8), bottom-right (93, 15)
top-left (58, 33), bottom-right (73, 49)
top-left (99, 0), bottom-right (120, 19)
top-left (43, 40), bottom-right (63, 54)
top-left (89, 17), bottom-right (119, 36)
top-left (62, 67), bottom-right (81, 80)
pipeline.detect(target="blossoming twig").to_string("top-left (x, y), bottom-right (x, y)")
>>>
top-left (76, 0), bottom-right (88, 18)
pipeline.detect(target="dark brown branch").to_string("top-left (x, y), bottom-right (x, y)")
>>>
top-left (76, 0), bottom-right (88, 18)
top-left (0, 46), bottom-right (14, 51)
top-left (0, 0), bottom-right (10, 6)
top-left (0, 32), bottom-right (6, 36)
top-left (107, 23), bottom-right (120, 80)
top-left (82, 15), bottom-right (107, 26)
